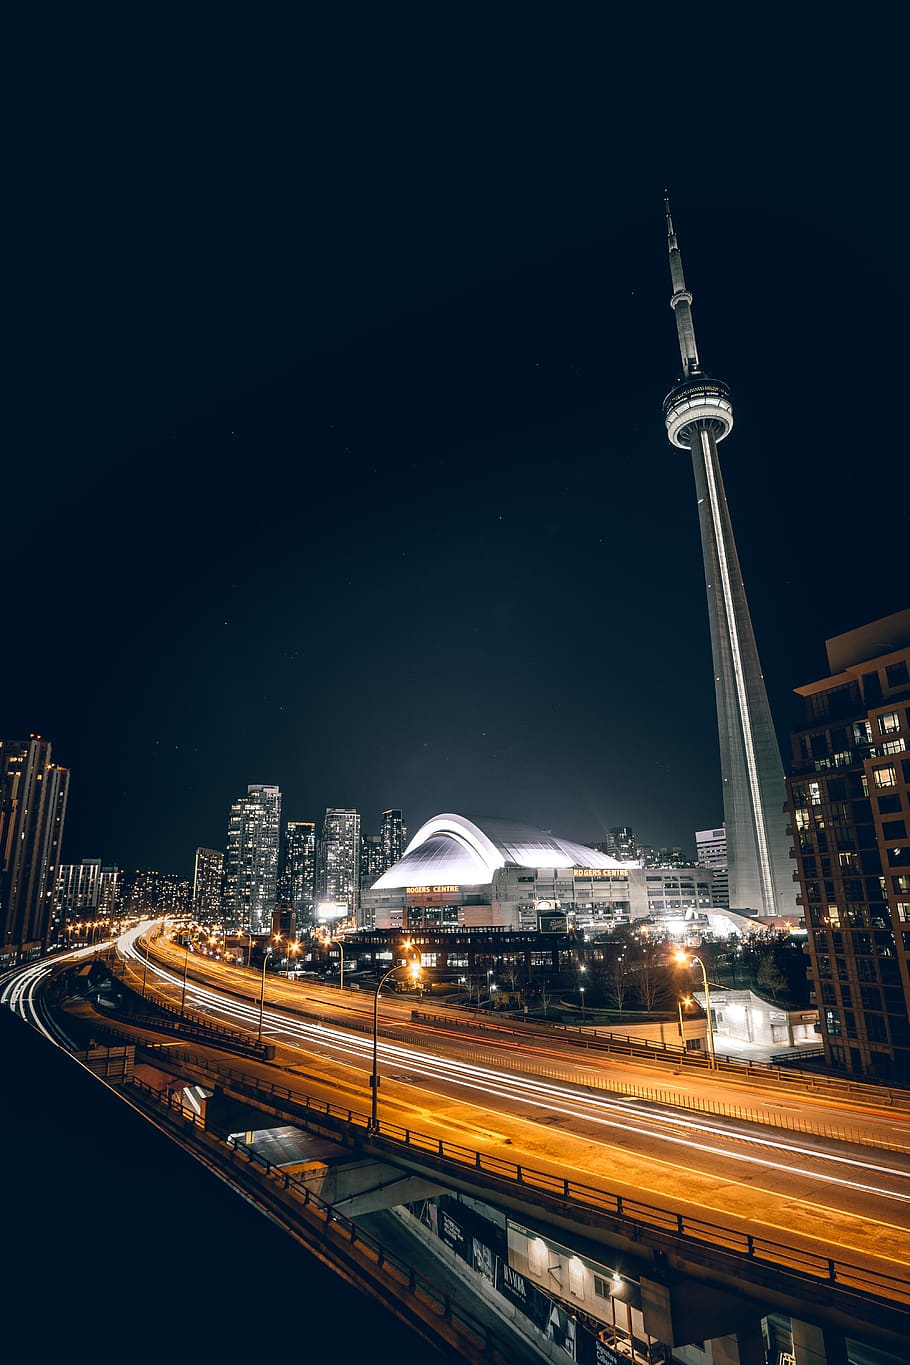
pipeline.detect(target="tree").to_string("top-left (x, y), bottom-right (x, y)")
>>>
top-left (629, 936), bottom-right (671, 1012)
top-left (602, 950), bottom-right (631, 1013)
top-left (756, 953), bottom-right (788, 1001)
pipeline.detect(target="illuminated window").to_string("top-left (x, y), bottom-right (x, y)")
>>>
top-left (896, 903), bottom-right (910, 923)
top-left (809, 781), bottom-right (822, 806)
top-left (880, 712), bottom-right (901, 735)
top-left (883, 738), bottom-right (907, 755)
top-left (874, 766), bottom-right (897, 789)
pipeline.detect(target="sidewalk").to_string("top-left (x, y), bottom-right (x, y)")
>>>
top-left (710, 1033), bottom-right (824, 1066)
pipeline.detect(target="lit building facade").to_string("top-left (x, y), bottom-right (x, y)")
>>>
top-left (193, 847), bottom-right (224, 921)
top-left (359, 833), bottom-right (384, 895)
top-left (51, 858), bottom-right (120, 939)
top-left (280, 821), bottom-right (316, 926)
top-left (0, 735), bottom-right (69, 963)
top-left (224, 784), bottom-right (282, 934)
top-left (662, 199), bottom-right (796, 918)
top-left (695, 826), bottom-right (730, 908)
top-left (786, 609), bottom-right (910, 1081)
top-left (317, 807), bottom-right (361, 921)
top-left (590, 826), bottom-right (639, 862)
top-left (380, 808), bottom-right (407, 872)
top-left (360, 813), bottom-right (716, 934)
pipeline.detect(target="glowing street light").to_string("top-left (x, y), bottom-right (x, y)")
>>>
top-left (330, 937), bottom-right (345, 989)
top-left (579, 985), bottom-right (586, 1023)
top-left (677, 994), bottom-right (693, 1047)
top-left (368, 945), bottom-right (421, 1134)
top-left (675, 952), bottom-right (716, 1069)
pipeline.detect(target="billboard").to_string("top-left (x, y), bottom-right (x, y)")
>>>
top-left (315, 902), bottom-right (348, 922)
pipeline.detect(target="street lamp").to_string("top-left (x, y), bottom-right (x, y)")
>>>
top-left (180, 938), bottom-right (191, 1015)
top-left (368, 947), bottom-right (421, 1134)
top-left (579, 985), bottom-right (586, 1023)
top-left (675, 952), bottom-right (716, 1069)
top-left (677, 994), bottom-right (693, 1048)
top-left (330, 937), bottom-right (345, 989)
top-left (257, 948), bottom-right (274, 1044)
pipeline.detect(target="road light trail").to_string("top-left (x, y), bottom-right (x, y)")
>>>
top-left (130, 955), bottom-right (910, 1212)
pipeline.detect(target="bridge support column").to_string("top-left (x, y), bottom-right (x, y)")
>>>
top-left (708, 1326), bottom-right (765, 1365)
top-left (791, 1319), bottom-right (848, 1365)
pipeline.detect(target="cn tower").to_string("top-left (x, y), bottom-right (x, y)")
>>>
top-left (662, 196), bottom-right (796, 918)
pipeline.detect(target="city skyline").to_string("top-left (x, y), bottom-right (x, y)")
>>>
top-left (6, 49), bottom-right (907, 879)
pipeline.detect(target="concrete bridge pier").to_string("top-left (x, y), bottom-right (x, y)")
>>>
top-left (790, 1319), bottom-right (849, 1365)
top-left (640, 1273), bottom-right (765, 1365)
top-left (706, 1329), bottom-right (766, 1365)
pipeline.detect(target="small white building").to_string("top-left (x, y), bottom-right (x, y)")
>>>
top-left (696, 987), bottom-right (819, 1054)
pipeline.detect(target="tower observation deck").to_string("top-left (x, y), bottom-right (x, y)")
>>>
top-left (662, 197), bottom-right (797, 918)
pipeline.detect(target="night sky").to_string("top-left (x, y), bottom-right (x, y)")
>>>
top-left (7, 18), bottom-right (908, 878)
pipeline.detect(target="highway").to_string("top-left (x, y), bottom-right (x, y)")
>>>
top-left (103, 927), bottom-right (910, 1287)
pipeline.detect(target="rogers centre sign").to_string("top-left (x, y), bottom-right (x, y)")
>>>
top-left (406, 885), bottom-right (459, 894)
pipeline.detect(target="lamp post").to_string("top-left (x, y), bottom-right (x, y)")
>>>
top-left (142, 938), bottom-right (151, 994)
top-left (257, 948), bottom-right (274, 1045)
top-left (677, 994), bottom-right (693, 1047)
top-left (180, 938), bottom-right (191, 1015)
top-left (579, 985), bottom-right (586, 1023)
top-left (369, 949), bottom-right (421, 1134)
top-left (676, 952), bottom-right (716, 1069)
top-left (331, 938), bottom-right (345, 990)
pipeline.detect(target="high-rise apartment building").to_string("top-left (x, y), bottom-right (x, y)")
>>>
top-left (360, 833), bottom-right (383, 894)
top-left (0, 735), bottom-right (69, 964)
top-left (662, 199), bottom-right (796, 918)
top-left (592, 827), bottom-right (639, 862)
top-left (317, 807), bottom-right (360, 921)
top-left (193, 847), bottom-right (224, 921)
top-left (380, 809), bottom-right (407, 873)
top-left (786, 609), bottom-right (910, 1081)
top-left (224, 785), bottom-right (282, 934)
top-left (695, 827), bottom-right (730, 909)
top-left (51, 858), bottom-right (120, 940)
top-left (280, 821), bottom-right (316, 926)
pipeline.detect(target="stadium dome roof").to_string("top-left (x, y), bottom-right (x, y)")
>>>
top-left (371, 813), bottom-right (627, 890)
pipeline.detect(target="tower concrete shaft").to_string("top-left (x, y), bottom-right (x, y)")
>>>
top-left (662, 198), bottom-right (796, 917)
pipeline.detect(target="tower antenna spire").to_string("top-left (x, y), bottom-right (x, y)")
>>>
top-left (660, 201), bottom-right (797, 923)
top-left (665, 192), bottom-right (700, 377)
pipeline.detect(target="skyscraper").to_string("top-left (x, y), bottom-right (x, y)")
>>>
top-left (662, 198), bottom-right (796, 918)
top-left (317, 807), bottom-right (360, 922)
top-left (51, 858), bottom-right (120, 941)
top-left (193, 847), bottom-right (224, 921)
top-left (380, 808), bottom-right (407, 873)
top-left (0, 735), bottom-right (69, 963)
top-left (786, 609), bottom-right (910, 1080)
top-left (280, 821), bottom-right (316, 926)
top-left (223, 785), bottom-right (282, 934)
top-left (360, 832), bottom-right (384, 896)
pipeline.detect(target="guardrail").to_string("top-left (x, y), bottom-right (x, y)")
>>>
top-left (127, 1076), bottom-right (518, 1365)
top-left (154, 1056), bottom-right (910, 1316)
top-left (412, 1010), bottom-right (910, 1112)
